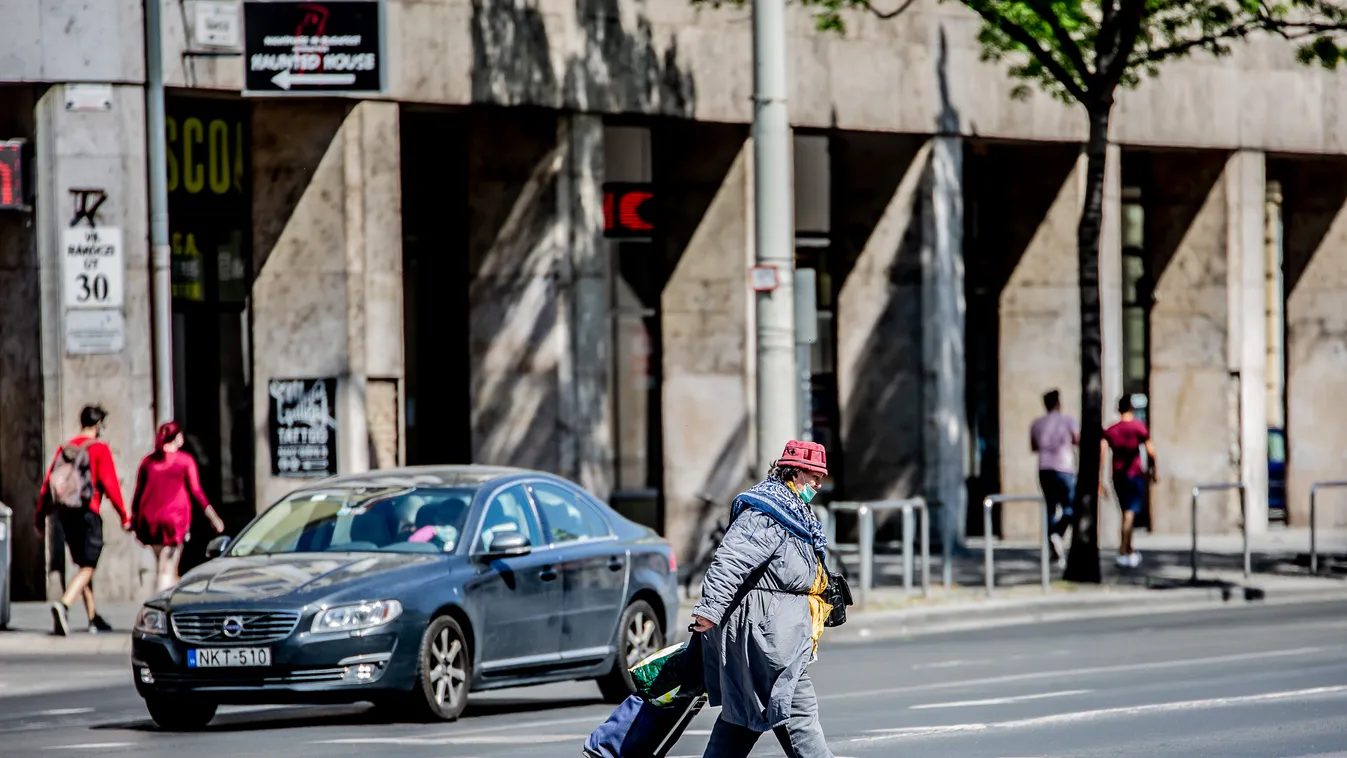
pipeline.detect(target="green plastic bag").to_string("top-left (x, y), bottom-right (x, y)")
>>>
top-left (629, 636), bottom-right (704, 707)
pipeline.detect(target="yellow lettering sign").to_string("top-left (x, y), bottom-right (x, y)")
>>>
top-left (183, 118), bottom-right (205, 194)
top-left (209, 119), bottom-right (230, 195)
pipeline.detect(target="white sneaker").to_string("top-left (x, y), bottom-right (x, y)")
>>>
top-left (1115, 554), bottom-right (1130, 567)
top-left (1050, 534), bottom-right (1066, 568)
top-left (1129, 551), bottom-right (1143, 567)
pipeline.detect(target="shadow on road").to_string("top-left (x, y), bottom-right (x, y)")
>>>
top-left (92, 695), bottom-right (605, 734)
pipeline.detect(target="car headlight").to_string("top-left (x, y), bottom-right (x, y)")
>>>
top-left (135, 606), bottom-right (168, 636)
top-left (310, 600), bottom-right (403, 634)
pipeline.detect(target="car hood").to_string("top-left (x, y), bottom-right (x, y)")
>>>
top-left (168, 552), bottom-right (442, 606)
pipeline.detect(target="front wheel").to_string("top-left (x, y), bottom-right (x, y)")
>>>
top-left (407, 615), bottom-right (472, 722)
top-left (144, 695), bottom-right (217, 731)
top-left (596, 599), bottom-right (665, 703)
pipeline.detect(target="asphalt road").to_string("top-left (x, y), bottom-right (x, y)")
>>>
top-left (2, 601), bottom-right (1345, 758)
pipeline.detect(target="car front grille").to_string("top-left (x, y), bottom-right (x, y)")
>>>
top-left (171, 611), bottom-right (302, 644)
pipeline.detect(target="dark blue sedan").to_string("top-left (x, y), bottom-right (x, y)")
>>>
top-left (131, 465), bottom-right (680, 729)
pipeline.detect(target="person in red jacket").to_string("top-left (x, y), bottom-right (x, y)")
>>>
top-left (36, 405), bottom-right (131, 636)
top-left (133, 421), bottom-right (225, 592)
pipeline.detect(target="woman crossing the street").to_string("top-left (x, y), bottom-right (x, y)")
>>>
top-left (691, 440), bottom-right (836, 758)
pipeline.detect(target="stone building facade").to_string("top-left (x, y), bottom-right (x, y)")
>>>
top-left (3, 0), bottom-right (1347, 602)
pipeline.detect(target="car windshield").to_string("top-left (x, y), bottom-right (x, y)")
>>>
top-left (229, 487), bottom-right (477, 556)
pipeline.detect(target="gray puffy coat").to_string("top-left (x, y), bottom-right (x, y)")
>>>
top-left (693, 508), bottom-right (822, 731)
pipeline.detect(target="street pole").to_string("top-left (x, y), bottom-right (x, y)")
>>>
top-left (752, 0), bottom-right (798, 474)
top-left (145, 0), bottom-right (175, 424)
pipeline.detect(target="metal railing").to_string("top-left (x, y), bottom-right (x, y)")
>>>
top-left (822, 499), bottom-right (930, 607)
top-left (981, 494), bottom-right (1049, 596)
top-left (1310, 480), bottom-right (1347, 574)
top-left (1190, 482), bottom-right (1248, 582)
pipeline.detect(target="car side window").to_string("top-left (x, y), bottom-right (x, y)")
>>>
top-left (474, 485), bottom-right (543, 553)
top-left (532, 482), bottom-right (610, 544)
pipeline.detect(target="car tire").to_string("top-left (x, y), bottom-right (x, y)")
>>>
top-left (596, 599), bottom-right (665, 704)
top-left (144, 695), bottom-right (217, 731)
top-left (407, 615), bottom-right (472, 722)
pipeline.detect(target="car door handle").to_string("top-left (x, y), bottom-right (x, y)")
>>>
top-left (607, 557), bottom-right (624, 571)
top-left (539, 566), bottom-right (559, 582)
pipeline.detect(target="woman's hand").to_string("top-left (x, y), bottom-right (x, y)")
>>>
top-left (690, 614), bottom-right (715, 633)
top-left (207, 511), bottom-right (226, 534)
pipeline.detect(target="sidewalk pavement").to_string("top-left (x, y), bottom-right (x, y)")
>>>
top-left (3, 528), bottom-right (1345, 656)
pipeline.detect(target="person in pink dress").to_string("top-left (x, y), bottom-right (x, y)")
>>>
top-left (132, 421), bottom-right (225, 591)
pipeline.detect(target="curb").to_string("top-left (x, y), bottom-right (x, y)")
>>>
top-left (0, 631), bottom-right (132, 656)
top-left (820, 585), bottom-right (1347, 643)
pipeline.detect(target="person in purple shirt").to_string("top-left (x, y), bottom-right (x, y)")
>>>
top-left (1030, 389), bottom-right (1080, 568)
top-left (1102, 395), bottom-right (1158, 568)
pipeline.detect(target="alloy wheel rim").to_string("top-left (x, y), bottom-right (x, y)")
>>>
top-left (625, 610), bottom-right (659, 667)
top-left (429, 627), bottom-right (467, 710)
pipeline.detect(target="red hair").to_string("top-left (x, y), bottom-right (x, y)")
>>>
top-left (154, 421), bottom-right (184, 460)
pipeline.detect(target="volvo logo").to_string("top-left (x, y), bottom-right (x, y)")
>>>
top-left (221, 616), bottom-right (245, 638)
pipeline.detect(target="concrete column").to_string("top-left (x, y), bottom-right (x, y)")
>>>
top-left (1227, 151), bottom-right (1268, 534)
top-left (1098, 145), bottom-right (1124, 545)
top-left (251, 101), bottom-right (404, 509)
top-left (998, 150), bottom-right (1084, 539)
top-left (834, 134), bottom-right (927, 502)
top-left (659, 124), bottom-right (753, 562)
top-left (922, 135), bottom-right (968, 548)
top-left (559, 114), bottom-right (612, 496)
top-left (1148, 151), bottom-right (1240, 535)
top-left (467, 110), bottom-right (609, 486)
top-left (1285, 160), bottom-right (1347, 530)
top-left (34, 85), bottom-right (157, 602)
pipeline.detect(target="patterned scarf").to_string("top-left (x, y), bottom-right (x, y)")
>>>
top-left (730, 478), bottom-right (829, 558)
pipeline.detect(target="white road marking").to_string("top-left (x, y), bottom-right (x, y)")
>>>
top-left (854, 685), bottom-right (1347, 743)
top-left (36, 709), bottom-right (94, 717)
top-left (912, 650), bottom-right (1070, 670)
top-left (825, 646), bottom-right (1326, 701)
top-left (43, 743), bottom-right (133, 750)
top-left (911, 689), bottom-right (1090, 710)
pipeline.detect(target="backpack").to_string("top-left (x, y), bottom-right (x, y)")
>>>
top-left (49, 439), bottom-right (95, 509)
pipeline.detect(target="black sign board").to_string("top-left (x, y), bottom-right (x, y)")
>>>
top-left (0, 140), bottom-right (29, 211)
top-left (244, 1), bottom-right (383, 95)
top-left (268, 377), bottom-right (338, 477)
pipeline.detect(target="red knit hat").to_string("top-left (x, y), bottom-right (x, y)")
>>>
top-left (777, 440), bottom-right (828, 476)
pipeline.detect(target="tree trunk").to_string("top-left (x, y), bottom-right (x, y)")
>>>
top-left (1063, 103), bottom-right (1110, 584)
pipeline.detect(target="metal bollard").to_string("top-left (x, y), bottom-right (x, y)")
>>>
top-left (981, 494), bottom-right (1049, 596)
top-left (826, 499), bottom-right (931, 606)
top-left (857, 505), bottom-right (873, 609)
top-left (1189, 482), bottom-right (1248, 583)
top-left (1309, 481), bottom-right (1347, 574)
top-left (0, 502), bottom-right (11, 630)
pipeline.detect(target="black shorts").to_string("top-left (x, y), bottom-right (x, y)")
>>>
top-left (57, 508), bottom-right (104, 569)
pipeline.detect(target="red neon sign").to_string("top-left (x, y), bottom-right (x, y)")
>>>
top-left (0, 141), bottom-right (25, 210)
top-left (603, 184), bottom-right (655, 238)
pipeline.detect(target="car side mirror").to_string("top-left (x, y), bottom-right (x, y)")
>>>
top-left (480, 530), bottom-right (531, 559)
top-left (204, 535), bottom-right (231, 560)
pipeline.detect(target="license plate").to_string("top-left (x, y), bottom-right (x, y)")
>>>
top-left (188, 647), bottom-right (272, 668)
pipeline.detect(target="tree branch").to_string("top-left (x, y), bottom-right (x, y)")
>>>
top-left (1098, 0), bottom-right (1145, 90)
top-left (866, 0), bottom-right (919, 20)
top-left (966, 3), bottom-right (1090, 101)
top-left (1132, 22), bottom-right (1256, 64)
top-left (1024, 0), bottom-right (1094, 81)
